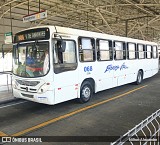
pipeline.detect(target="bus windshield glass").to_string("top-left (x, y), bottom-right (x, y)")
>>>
top-left (13, 41), bottom-right (49, 78)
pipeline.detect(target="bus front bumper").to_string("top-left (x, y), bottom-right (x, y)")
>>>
top-left (13, 88), bottom-right (54, 105)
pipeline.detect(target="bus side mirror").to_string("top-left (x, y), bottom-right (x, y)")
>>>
top-left (58, 40), bottom-right (66, 52)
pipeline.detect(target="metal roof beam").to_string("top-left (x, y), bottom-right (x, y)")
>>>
top-left (96, 7), bottom-right (115, 35)
top-left (124, 0), bottom-right (154, 15)
top-left (129, 15), bottom-right (160, 36)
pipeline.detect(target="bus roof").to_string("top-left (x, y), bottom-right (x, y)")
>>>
top-left (16, 25), bottom-right (157, 45)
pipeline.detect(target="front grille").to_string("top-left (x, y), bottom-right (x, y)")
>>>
top-left (30, 88), bottom-right (37, 91)
top-left (21, 93), bottom-right (34, 98)
top-left (16, 80), bottom-right (40, 86)
top-left (20, 87), bottom-right (37, 92)
top-left (20, 87), bottom-right (26, 90)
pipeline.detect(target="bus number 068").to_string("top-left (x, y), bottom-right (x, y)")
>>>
top-left (84, 66), bottom-right (93, 72)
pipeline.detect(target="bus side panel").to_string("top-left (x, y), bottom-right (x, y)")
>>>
top-left (54, 70), bottom-right (78, 104)
top-left (142, 59), bottom-right (157, 79)
top-left (95, 61), bottom-right (114, 92)
top-left (113, 60), bottom-right (136, 86)
top-left (151, 59), bottom-right (159, 76)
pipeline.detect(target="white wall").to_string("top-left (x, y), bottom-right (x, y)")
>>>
top-left (0, 53), bottom-right (12, 72)
top-left (0, 53), bottom-right (12, 91)
top-left (0, 73), bottom-right (12, 92)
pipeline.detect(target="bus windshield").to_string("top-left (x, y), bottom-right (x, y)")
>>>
top-left (13, 41), bottom-right (49, 78)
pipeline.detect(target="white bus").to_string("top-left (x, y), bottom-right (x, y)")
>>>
top-left (12, 26), bottom-right (159, 105)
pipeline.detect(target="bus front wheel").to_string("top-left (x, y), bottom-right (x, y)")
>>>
top-left (79, 81), bottom-right (93, 103)
top-left (136, 70), bottom-right (143, 85)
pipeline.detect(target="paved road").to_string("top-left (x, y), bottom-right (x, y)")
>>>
top-left (0, 72), bottom-right (160, 145)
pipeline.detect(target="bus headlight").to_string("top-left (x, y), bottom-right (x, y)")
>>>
top-left (38, 83), bottom-right (50, 94)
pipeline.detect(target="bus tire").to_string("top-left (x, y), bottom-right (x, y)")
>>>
top-left (79, 81), bottom-right (93, 103)
top-left (136, 70), bottom-right (143, 85)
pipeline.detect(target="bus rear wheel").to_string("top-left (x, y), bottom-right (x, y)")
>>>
top-left (79, 81), bottom-right (93, 103)
top-left (136, 70), bottom-right (143, 85)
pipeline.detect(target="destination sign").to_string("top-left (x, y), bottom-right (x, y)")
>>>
top-left (14, 28), bottom-right (50, 43)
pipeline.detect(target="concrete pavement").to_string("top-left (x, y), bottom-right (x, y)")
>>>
top-left (0, 90), bottom-right (15, 104)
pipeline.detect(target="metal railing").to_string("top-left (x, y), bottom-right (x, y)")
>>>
top-left (111, 109), bottom-right (160, 145)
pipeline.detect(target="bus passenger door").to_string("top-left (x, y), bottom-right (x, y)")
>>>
top-left (53, 39), bottom-right (78, 104)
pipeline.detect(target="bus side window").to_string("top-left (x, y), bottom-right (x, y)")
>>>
top-left (146, 45), bottom-right (152, 59)
top-left (97, 39), bottom-right (112, 61)
top-left (78, 37), bottom-right (95, 62)
top-left (127, 43), bottom-right (136, 59)
top-left (152, 46), bottom-right (158, 59)
top-left (137, 44), bottom-right (145, 59)
top-left (114, 41), bottom-right (126, 60)
top-left (62, 41), bottom-right (76, 63)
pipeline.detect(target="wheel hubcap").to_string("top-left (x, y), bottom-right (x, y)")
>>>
top-left (82, 87), bottom-right (91, 99)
